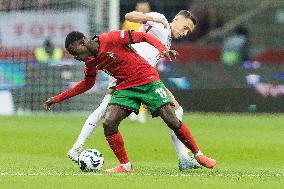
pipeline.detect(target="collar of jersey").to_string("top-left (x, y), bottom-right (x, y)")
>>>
top-left (91, 35), bottom-right (100, 57)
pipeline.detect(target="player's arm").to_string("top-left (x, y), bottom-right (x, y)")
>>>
top-left (125, 11), bottom-right (168, 27)
top-left (109, 30), bottom-right (178, 61)
top-left (110, 30), bottom-right (166, 53)
top-left (44, 66), bottom-right (98, 111)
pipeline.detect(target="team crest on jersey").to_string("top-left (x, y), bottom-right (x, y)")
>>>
top-left (120, 30), bottom-right (125, 38)
top-left (107, 51), bottom-right (116, 60)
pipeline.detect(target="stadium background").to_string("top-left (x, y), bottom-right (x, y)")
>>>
top-left (0, 0), bottom-right (283, 114)
top-left (0, 1), bottom-right (284, 189)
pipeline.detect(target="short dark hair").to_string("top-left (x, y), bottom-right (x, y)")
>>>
top-left (175, 10), bottom-right (197, 26)
top-left (65, 31), bottom-right (85, 49)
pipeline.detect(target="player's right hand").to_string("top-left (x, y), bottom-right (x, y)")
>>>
top-left (157, 50), bottom-right (179, 61)
top-left (153, 17), bottom-right (169, 28)
top-left (44, 97), bottom-right (56, 111)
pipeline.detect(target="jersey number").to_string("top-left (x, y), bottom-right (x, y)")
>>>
top-left (155, 88), bottom-right (168, 99)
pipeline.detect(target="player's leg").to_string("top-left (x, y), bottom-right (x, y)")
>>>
top-left (166, 88), bottom-right (201, 170)
top-left (158, 104), bottom-right (216, 169)
top-left (103, 88), bottom-right (140, 172)
top-left (166, 88), bottom-right (189, 158)
top-left (67, 93), bottom-right (111, 162)
top-left (103, 104), bottom-right (133, 172)
top-left (143, 82), bottom-right (215, 169)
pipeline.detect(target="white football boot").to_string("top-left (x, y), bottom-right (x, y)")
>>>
top-left (67, 147), bottom-right (82, 163)
top-left (178, 156), bottom-right (202, 171)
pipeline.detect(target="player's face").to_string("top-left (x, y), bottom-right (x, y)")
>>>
top-left (136, 2), bottom-right (150, 13)
top-left (67, 39), bottom-right (90, 62)
top-left (171, 15), bottom-right (195, 39)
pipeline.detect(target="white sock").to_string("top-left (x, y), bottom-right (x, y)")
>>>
top-left (169, 106), bottom-right (190, 160)
top-left (72, 94), bottom-right (111, 150)
top-left (121, 162), bottom-right (132, 171)
top-left (194, 151), bottom-right (203, 158)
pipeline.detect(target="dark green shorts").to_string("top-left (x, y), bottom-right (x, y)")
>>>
top-left (109, 81), bottom-right (173, 117)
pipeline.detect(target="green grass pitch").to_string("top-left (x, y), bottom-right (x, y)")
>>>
top-left (0, 113), bottom-right (283, 189)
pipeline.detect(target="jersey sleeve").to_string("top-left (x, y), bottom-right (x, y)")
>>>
top-left (142, 12), bottom-right (167, 25)
top-left (53, 63), bottom-right (98, 103)
top-left (108, 30), bottom-right (167, 54)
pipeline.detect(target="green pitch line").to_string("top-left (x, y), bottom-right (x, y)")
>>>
top-left (0, 113), bottom-right (283, 189)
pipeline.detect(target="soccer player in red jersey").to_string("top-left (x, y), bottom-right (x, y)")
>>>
top-left (44, 30), bottom-right (216, 172)
top-left (68, 10), bottom-right (201, 171)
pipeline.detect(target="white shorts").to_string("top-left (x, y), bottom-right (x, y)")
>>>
top-left (107, 77), bottom-right (117, 89)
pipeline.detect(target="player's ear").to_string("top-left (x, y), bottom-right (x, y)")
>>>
top-left (80, 38), bottom-right (87, 46)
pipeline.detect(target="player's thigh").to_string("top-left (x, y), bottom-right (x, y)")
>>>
top-left (103, 104), bottom-right (131, 135)
top-left (158, 103), bottom-right (181, 130)
top-left (104, 104), bottom-right (131, 124)
top-left (165, 87), bottom-right (180, 110)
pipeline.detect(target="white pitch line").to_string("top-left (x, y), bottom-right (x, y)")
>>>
top-left (0, 172), bottom-right (283, 177)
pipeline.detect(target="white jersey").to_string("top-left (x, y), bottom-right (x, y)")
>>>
top-left (131, 12), bottom-right (172, 67)
top-left (108, 12), bottom-right (172, 89)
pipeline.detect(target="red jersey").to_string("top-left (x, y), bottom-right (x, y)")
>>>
top-left (54, 30), bottom-right (167, 103)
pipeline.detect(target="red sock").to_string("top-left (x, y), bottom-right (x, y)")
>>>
top-left (106, 132), bottom-right (129, 164)
top-left (174, 123), bottom-right (200, 154)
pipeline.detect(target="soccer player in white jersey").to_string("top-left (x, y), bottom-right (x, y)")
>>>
top-left (68, 10), bottom-right (202, 170)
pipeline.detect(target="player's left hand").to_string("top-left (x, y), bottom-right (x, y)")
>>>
top-left (157, 50), bottom-right (179, 61)
top-left (44, 97), bottom-right (56, 111)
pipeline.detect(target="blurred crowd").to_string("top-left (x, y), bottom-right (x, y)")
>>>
top-left (0, 0), bottom-right (232, 44)
top-left (0, 0), bottom-right (253, 66)
top-left (0, 0), bottom-right (51, 11)
top-left (0, 0), bottom-right (229, 45)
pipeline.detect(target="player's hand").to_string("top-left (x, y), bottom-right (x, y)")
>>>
top-left (44, 97), bottom-right (56, 111)
top-left (157, 50), bottom-right (179, 61)
top-left (153, 17), bottom-right (169, 28)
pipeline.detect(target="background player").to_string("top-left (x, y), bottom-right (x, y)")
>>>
top-left (44, 29), bottom-right (216, 172)
top-left (68, 10), bottom-right (202, 170)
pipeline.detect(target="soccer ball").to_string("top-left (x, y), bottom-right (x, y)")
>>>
top-left (78, 149), bottom-right (104, 172)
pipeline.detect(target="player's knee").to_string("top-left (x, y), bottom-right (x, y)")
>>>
top-left (85, 114), bottom-right (96, 125)
top-left (85, 113), bottom-right (100, 127)
top-left (103, 117), bottom-right (119, 136)
top-left (159, 104), bottom-right (181, 130)
top-left (103, 121), bottom-right (118, 136)
top-left (166, 117), bottom-right (181, 130)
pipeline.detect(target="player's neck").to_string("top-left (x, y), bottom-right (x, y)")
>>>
top-left (169, 23), bottom-right (173, 36)
top-left (89, 38), bottom-right (100, 56)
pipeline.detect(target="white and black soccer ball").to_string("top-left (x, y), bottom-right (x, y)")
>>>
top-left (78, 149), bottom-right (104, 172)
